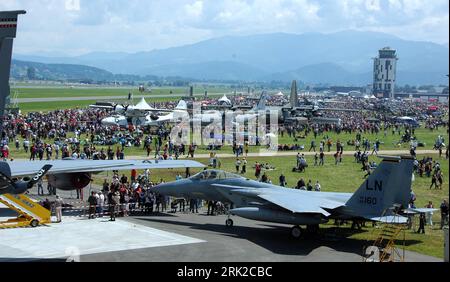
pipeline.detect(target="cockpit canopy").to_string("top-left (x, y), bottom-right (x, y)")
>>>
top-left (190, 170), bottom-right (242, 180)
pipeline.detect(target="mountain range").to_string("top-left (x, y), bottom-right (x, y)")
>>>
top-left (13, 30), bottom-right (449, 85)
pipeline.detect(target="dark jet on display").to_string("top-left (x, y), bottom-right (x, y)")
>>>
top-left (0, 162), bottom-right (52, 195)
top-left (154, 155), bottom-right (422, 238)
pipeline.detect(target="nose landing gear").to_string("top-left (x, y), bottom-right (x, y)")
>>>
top-left (290, 226), bottom-right (303, 238)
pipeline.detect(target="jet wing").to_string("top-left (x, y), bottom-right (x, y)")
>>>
top-left (7, 159), bottom-right (205, 177)
top-left (153, 113), bottom-right (174, 123)
top-left (405, 208), bottom-right (439, 214)
top-left (369, 215), bottom-right (408, 224)
top-left (212, 184), bottom-right (345, 216)
top-left (89, 104), bottom-right (115, 109)
top-left (257, 192), bottom-right (333, 216)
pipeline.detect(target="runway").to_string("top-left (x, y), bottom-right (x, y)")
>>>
top-left (14, 93), bottom-right (226, 103)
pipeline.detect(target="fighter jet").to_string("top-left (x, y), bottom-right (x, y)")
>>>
top-left (154, 155), bottom-right (418, 238)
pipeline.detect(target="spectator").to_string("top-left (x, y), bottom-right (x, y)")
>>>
top-left (54, 195), bottom-right (63, 223)
top-left (241, 158), bottom-right (247, 174)
top-left (279, 173), bottom-right (286, 187)
top-left (314, 181), bottom-right (321, 191)
top-left (296, 178), bottom-right (306, 190)
top-left (97, 192), bottom-right (105, 217)
top-left (87, 191), bottom-right (97, 219)
top-left (306, 180), bottom-right (313, 191)
top-left (440, 199), bottom-right (449, 229)
top-left (417, 213), bottom-right (425, 234)
top-left (425, 201), bottom-right (434, 226)
top-left (235, 158), bottom-right (241, 173)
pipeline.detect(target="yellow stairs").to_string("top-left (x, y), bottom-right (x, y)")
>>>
top-left (0, 193), bottom-right (51, 229)
top-left (372, 223), bottom-right (406, 262)
top-left (363, 207), bottom-right (407, 262)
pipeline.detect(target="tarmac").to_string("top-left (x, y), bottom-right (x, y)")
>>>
top-left (0, 196), bottom-right (442, 262)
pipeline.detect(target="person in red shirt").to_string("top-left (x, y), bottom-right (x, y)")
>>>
top-left (131, 169), bottom-right (137, 183)
top-left (255, 162), bottom-right (261, 179)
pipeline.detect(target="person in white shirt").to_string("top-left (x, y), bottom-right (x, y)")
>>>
top-left (98, 192), bottom-right (105, 217)
top-left (314, 181), bottom-right (321, 191)
top-left (144, 169), bottom-right (150, 184)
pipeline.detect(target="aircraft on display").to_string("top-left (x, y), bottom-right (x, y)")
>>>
top-left (394, 116), bottom-right (420, 128)
top-left (233, 92), bottom-right (268, 124)
top-left (154, 155), bottom-right (427, 238)
top-left (0, 163), bottom-right (52, 195)
top-left (0, 13), bottom-right (205, 195)
top-left (92, 98), bottom-right (188, 127)
top-left (217, 94), bottom-right (232, 107)
top-left (2, 159), bottom-right (204, 194)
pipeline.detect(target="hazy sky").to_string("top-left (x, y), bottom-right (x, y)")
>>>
top-left (2, 0), bottom-right (448, 56)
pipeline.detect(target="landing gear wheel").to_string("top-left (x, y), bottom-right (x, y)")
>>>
top-left (30, 219), bottom-right (39, 228)
top-left (225, 219), bottom-right (233, 227)
top-left (290, 226), bottom-right (302, 239)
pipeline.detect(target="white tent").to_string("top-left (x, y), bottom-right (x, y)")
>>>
top-left (134, 97), bottom-right (153, 110)
top-left (218, 94), bottom-right (231, 105)
top-left (275, 91), bottom-right (284, 96)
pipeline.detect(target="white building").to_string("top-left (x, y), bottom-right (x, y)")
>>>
top-left (373, 47), bottom-right (398, 99)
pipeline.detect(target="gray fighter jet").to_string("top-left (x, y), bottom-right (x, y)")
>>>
top-left (154, 155), bottom-right (416, 238)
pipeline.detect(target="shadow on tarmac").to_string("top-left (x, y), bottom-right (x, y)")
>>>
top-left (135, 217), bottom-right (422, 257)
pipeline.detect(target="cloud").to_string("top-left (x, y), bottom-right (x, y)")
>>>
top-left (65, 0), bottom-right (80, 11)
top-left (0, 0), bottom-right (448, 56)
top-left (184, 0), bottom-right (203, 18)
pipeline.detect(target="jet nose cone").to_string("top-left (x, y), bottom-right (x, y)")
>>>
top-left (152, 180), bottom-right (187, 197)
top-left (152, 182), bottom-right (171, 195)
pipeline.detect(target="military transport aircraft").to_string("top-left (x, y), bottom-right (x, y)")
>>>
top-left (154, 155), bottom-right (425, 238)
top-left (0, 159), bottom-right (204, 194)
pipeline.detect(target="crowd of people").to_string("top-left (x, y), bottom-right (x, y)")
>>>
top-left (1, 93), bottom-right (448, 234)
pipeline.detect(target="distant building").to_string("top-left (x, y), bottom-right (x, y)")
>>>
top-left (373, 47), bottom-right (398, 99)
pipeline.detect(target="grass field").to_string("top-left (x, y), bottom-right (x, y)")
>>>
top-left (7, 126), bottom-right (448, 158)
top-left (12, 86), bottom-right (231, 98)
top-left (15, 87), bottom-right (228, 112)
top-left (19, 100), bottom-right (99, 113)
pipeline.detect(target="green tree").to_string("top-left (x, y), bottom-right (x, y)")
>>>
top-left (26, 67), bottom-right (36, 80)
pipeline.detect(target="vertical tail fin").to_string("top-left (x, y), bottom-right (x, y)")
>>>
top-left (0, 10), bottom-right (26, 130)
top-left (255, 91), bottom-right (266, 111)
top-left (345, 156), bottom-right (414, 218)
top-left (175, 100), bottom-right (187, 110)
top-left (290, 80), bottom-right (298, 107)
